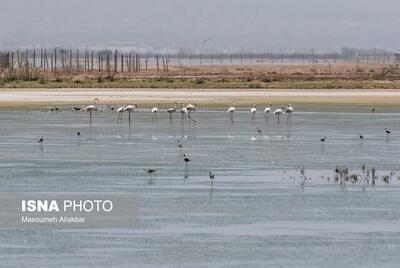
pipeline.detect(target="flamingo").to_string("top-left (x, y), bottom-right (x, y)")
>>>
top-left (273, 105), bottom-right (284, 124)
top-left (186, 103), bottom-right (197, 112)
top-left (124, 104), bottom-right (138, 125)
top-left (186, 103), bottom-right (198, 122)
top-left (180, 104), bottom-right (188, 122)
top-left (83, 98), bottom-right (99, 125)
top-left (117, 105), bottom-right (126, 123)
top-left (250, 104), bottom-right (257, 120)
top-left (152, 103), bottom-right (160, 121)
top-left (264, 103), bottom-right (272, 122)
top-left (227, 105), bottom-right (236, 122)
top-left (286, 104), bottom-right (294, 122)
top-left (166, 102), bottom-right (178, 120)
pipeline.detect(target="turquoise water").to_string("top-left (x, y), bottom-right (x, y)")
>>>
top-left (0, 106), bottom-right (400, 267)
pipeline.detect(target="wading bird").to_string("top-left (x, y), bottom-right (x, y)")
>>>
top-left (227, 105), bottom-right (236, 122)
top-left (257, 128), bottom-right (262, 134)
top-left (38, 136), bottom-right (44, 143)
top-left (83, 98), bottom-right (99, 125)
top-left (273, 105), bottom-right (284, 124)
top-left (250, 104), bottom-right (257, 120)
top-left (360, 134), bottom-right (364, 140)
top-left (117, 105), bottom-right (126, 123)
top-left (385, 128), bottom-right (391, 135)
top-left (152, 103), bottom-right (160, 121)
top-left (264, 103), bottom-right (272, 122)
top-left (186, 103), bottom-right (198, 122)
top-left (183, 154), bottom-right (191, 169)
top-left (286, 104), bottom-right (294, 122)
top-left (143, 169), bottom-right (157, 184)
top-left (73, 106), bottom-right (81, 111)
top-left (209, 171), bottom-right (215, 187)
top-left (166, 102), bottom-right (178, 120)
top-left (124, 104), bottom-right (138, 125)
top-left (178, 139), bottom-right (183, 149)
top-left (320, 136), bottom-right (326, 142)
top-left (180, 104), bottom-right (188, 122)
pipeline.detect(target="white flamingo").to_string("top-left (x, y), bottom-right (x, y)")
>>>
top-left (117, 105), bottom-right (126, 123)
top-left (227, 104), bottom-right (236, 122)
top-left (166, 102), bottom-right (178, 120)
top-left (83, 98), bottom-right (99, 125)
top-left (180, 104), bottom-right (188, 122)
top-left (250, 104), bottom-right (257, 120)
top-left (186, 103), bottom-right (198, 122)
top-left (264, 103), bottom-right (272, 122)
top-left (186, 103), bottom-right (197, 112)
top-left (124, 104), bottom-right (137, 125)
top-left (273, 105), bottom-right (284, 124)
top-left (152, 103), bottom-right (160, 121)
top-left (286, 104), bottom-right (294, 122)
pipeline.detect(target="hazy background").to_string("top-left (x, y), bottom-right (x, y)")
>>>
top-left (0, 0), bottom-right (399, 53)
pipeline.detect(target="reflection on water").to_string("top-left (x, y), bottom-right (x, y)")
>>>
top-left (1, 106), bottom-right (400, 267)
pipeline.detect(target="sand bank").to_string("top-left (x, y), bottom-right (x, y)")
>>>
top-left (1, 88), bottom-right (400, 108)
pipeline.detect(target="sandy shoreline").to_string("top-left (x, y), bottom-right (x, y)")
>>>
top-left (1, 88), bottom-right (400, 107)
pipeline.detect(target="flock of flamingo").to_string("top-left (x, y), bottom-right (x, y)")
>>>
top-left (44, 98), bottom-right (296, 186)
top-left (39, 97), bottom-right (396, 187)
top-left (75, 98), bottom-right (295, 125)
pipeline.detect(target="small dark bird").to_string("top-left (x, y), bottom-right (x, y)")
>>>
top-left (110, 107), bottom-right (115, 111)
top-left (143, 169), bottom-right (157, 175)
top-left (320, 137), bottom-right (326, 142)
top-left (73, 106), bottom-right (81, 111)
top-left (385, 128), bottom-right (391, 135)
top-left (371, 108), bottom-right (375, 113)
top-left (209, 171), bottom-right (215, 186)
top-left (360, 135), bottom-right (364, 139)
top-left (209, 171), bottom-right (215, 179)
top-left (201, 38), bottom-right (211, 44)
top-left (183, 154), bottom-right (191, 163)
top-left (38, 136), bottom-right (44, 143)
top-left (54, 106), bottom-right (59, 111)
top-left (77, 132), bottom-right (81, 136)
top-left (178, 139), bottom-right (183, 148)
top-left (257, 128), bottom-right (262, 134)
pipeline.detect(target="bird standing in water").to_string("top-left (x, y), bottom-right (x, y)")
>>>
top-left (209, 171), bottom-right (215, 187)
top-left (144, 169), bottom-right (157, 184)
top-left (183, 154), bottom-right (191, 170)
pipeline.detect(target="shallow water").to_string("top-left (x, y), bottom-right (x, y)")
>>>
top-left (1, 106), bottom-right (400, 267)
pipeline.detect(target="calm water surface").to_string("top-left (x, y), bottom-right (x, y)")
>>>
top-left (0, 105), bottom-right (400, 267)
